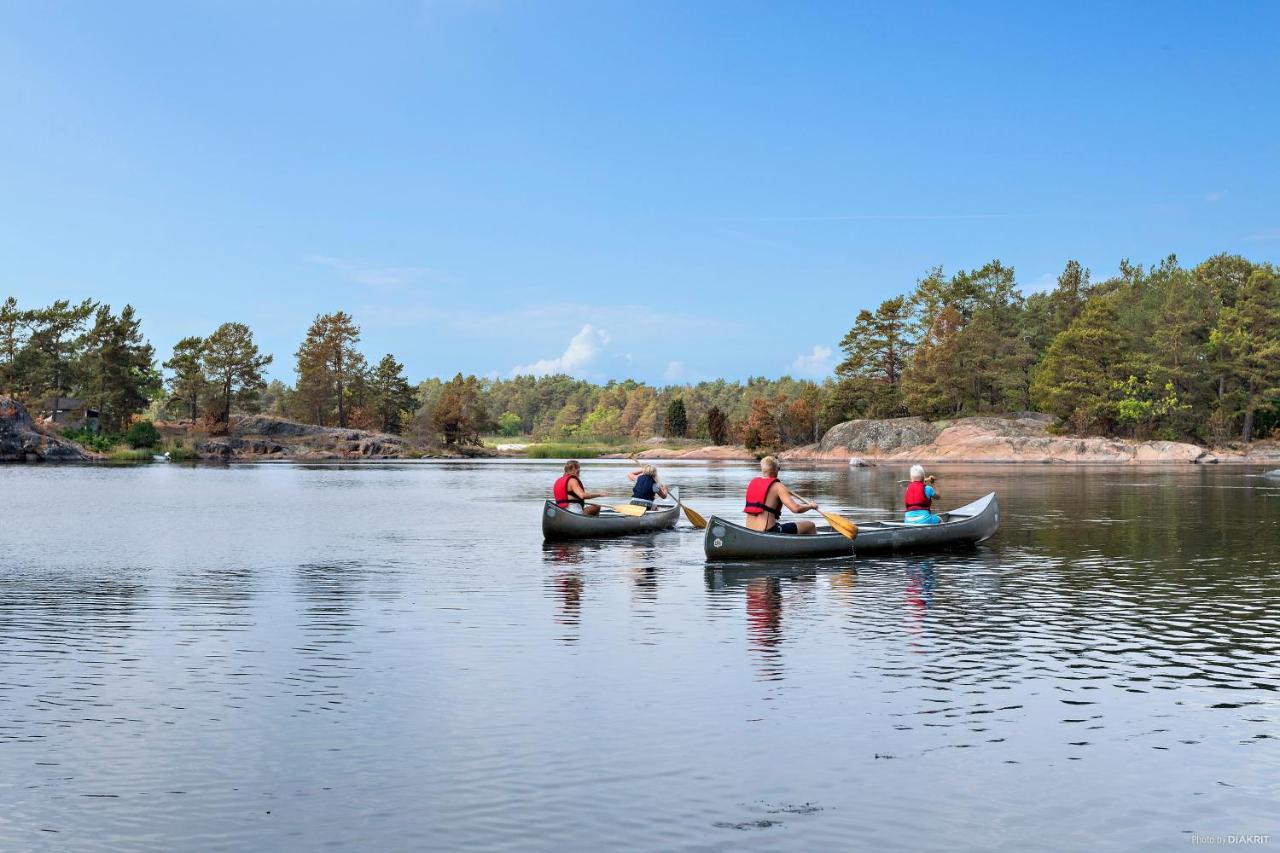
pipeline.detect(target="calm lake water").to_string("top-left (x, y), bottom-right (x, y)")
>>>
top-left (2, 460), bottom-right (1278, 851)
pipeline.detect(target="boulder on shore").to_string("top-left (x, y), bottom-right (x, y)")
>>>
top-left (620, 444), bottom-right (756, 461)
top-left (790, 414), bottom-right (1217, 464)
top-left (0, 396), bottom-right (98, 462)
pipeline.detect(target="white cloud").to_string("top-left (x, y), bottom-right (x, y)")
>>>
top-left (1204, 190), bottom-right (1227, 204)
top-left (512, 324), bottom-right (611, 377)
top-left (1025, 272), bottom-right (1057, 293)
top-left (1244, 227), bottom-right (1280, 242)
top-left (664, 361), bottom-right (686, 381)
top-left (791, 345), bottom-right (833, 377)
top-left (305, 255), bottom-right (448, 292)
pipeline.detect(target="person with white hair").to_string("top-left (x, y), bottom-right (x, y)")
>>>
top-left (627, 463), bottom-right (670, 510)
top-left (903, 464), bottom-right (941, 525)
top-left (742, 455), bottom-right (819, 535)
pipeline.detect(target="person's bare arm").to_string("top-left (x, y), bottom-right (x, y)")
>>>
top-left (775, 483), bottom-right (817, 513)
top-left (657, 484), bottom-right (669, 499)
top-left (627, 470), bottom-right (641, 482)
top-left (570, 481), bottom-right (607, 501)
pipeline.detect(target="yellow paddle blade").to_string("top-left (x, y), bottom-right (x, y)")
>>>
top-left (822, 511), bottom-right (859, 540)
top-left (682, 503), bottom-right (708, 529)
top-left (591, 502), bottom-right (646, 517)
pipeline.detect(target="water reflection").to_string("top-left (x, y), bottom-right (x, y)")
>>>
top-left (3, 462), bottom-right (1279, 852)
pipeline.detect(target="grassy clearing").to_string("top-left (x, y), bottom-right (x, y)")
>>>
top-left (522, 442), bottom-right (637, 459)
top-left (106, 447), bottom-right (154, 462)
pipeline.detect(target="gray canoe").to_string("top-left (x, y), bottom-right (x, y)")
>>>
top-left (703, 492), bottom-right (1000, 562)
top-left (542, 500), bottom-right (680, 540)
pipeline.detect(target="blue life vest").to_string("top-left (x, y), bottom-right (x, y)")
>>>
top-left (632, 473), bottom-right (659, 502)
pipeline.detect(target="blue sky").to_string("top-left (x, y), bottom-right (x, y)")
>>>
top-left (2, 1), bottom-right (1278, 385)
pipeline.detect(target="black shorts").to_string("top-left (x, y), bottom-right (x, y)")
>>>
top-left (767, 522), bottom-right (799, 534)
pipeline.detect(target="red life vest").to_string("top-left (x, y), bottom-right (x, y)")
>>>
top-left (553, 474), bottom-right (585, 509)
top-left (744, 476), bottom-right (781, 518)
top-left (904, 480), bottom-right (931, 511)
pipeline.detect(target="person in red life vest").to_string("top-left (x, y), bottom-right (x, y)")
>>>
top-left (903, 464), bottom-right (941, 525)
top-left (743, 455), bottom-right (819, 535)
top-left (553, 460), bottom-right (606, 516)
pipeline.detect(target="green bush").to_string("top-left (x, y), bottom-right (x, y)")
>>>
top-left (125, 420), bottom-right (161, 448)
top-left (62, 426), bottom-right (119, 453)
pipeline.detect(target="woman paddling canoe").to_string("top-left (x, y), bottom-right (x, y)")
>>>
top-left (627, 464), bottom-right (670, 510)
top-left (743, 456), bottom-right (820, 535)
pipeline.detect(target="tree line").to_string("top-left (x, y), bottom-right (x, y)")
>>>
top-left (835, 254), bottom-right (1279, 443)
top-left (2, 251), bottom-right (1276, 449)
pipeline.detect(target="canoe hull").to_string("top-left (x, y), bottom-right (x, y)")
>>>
top-left (703, 492), bottom-right (999, 562)
top-left (542, 500), bottom-right (680, 540)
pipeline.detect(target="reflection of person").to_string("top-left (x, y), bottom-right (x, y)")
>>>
top-left (903, 464), bottom-right (941, 525)
top-left (627, 464), bottom-right (670, 510)
top-left (746, 577), bottom-right (784, 660)
top-left (744, 456), bottom-right (819, 535)
top-left (553, 460), bottom-right (605, 517)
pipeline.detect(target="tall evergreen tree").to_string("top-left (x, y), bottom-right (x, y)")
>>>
top-left (368, 353), bottom-right (418, 434)
top-left (1213, 265), bottom-right (1280, 443)
top-left (80, 304), bottom-right (160, 432)
top-left (163, 336), bottom-right (209, 421)
top-left (665, 398), bottom-right (688, 437)
top-left (15, 298), bottom-right (96, 401)
top-left (203, 322), bottom-right (272, 424)
top-left (294, 311), bottom-right (365, 427)
top-left (836, 296), bottom-right (913, 417)
top-left (1031, 297), bottom-right (1129, 434)
top-left (0, 297), bottom-right (28, 394)
top-left (433, 373), bottom-right (488, 445)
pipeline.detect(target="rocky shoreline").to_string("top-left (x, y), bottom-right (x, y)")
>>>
top-left (611, 416), bottom-right (1280, 466)
top-left (0, 398), bottom-right (491, 462)
top-left (5, 396), bottom-right (1277, 465)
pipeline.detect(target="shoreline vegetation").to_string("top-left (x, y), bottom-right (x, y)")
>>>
top-left (2, 252), bottom-right (1278, 464)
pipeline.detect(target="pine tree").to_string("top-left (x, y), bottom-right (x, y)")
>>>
top-left (80, 304), bottom-right (160, 432)
top-left (294, 311), bottom-right (365, 428)
top-left (706, 405), bottom-right (729, 445)
top-left (836, 296), bottom-right (913, 417)
top-left (203, 322), bottom-right (272, 424)
top-left (367, 353), bottom-right (418, 434)
top-left (1213, 265), bottom-right (1280, 443)
top-left (902, 305), bottom-right (966, 417)
top-left (665, 398), bottom-right (688, 437)
top-left (163, 336), bottom-right (209, 421)
top-left (1031, 297), bottom-right (1129, 434)
top-left (16, 298), bottom-right (96, 401)
top-left (433, 373), bottom-right (488, 445)
top-left (0, 297), bottom-right (29, 395)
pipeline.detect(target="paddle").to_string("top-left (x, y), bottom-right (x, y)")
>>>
top-left (792, 494), bottom-right (859, 540)
top-left (628, 454), bottom-right (707, 529)
top-left (586, 500), bottom-right (647, 517)
top-left (667, 484), bottom-right (708, 530)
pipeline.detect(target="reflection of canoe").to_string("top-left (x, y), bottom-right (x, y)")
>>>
top-left (541, 500), bottom-right (680, 540)
top-left (703, 492), bottom-right (999, 562)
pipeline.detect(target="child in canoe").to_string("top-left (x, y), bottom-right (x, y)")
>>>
top-left (904, 464), bottom-right (941, 525)
top-left (627, 464), bottom-right (670, 510)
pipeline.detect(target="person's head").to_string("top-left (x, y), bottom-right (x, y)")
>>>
top-left (760, 455), bottom-right (779, 477)
top-left (642, 464), bottom-right (657, 478)
top-left (909, 464), bottom-right (926, 482)
top-left (564, 460), bottom-right (581, 475)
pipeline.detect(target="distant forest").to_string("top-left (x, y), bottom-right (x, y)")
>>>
top-left (2, 252), bottom-right (1277, 449)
